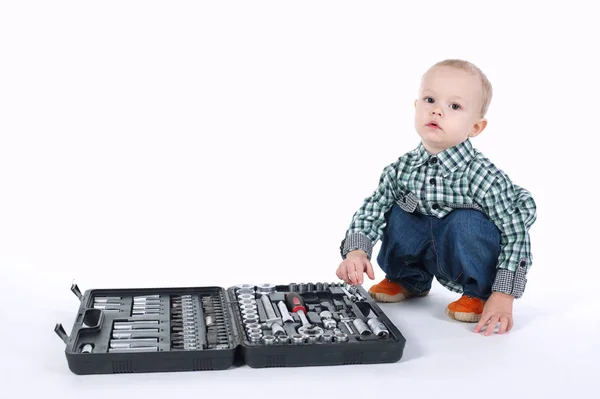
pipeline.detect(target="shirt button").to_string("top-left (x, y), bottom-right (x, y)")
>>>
top-left (519, 260), bottom-right (527, 267)
top-left (432, 204), bottom-right (439, 210)
top-left (429, 157), bottom-right (438, 165)
top-left (429, 178), bottom-right (436, 185)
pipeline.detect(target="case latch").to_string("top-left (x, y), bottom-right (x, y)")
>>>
top-left (54, 323), bottom-right (69, 344)
top-left (70, 282), bottom-right (83, 301)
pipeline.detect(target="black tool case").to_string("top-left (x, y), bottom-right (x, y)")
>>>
top-left (54, 282), bottom-right (406, 374)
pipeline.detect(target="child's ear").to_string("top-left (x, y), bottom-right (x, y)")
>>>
top-left (468, 118), bottom-right (488, 138)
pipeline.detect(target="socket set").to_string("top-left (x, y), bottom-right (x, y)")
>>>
top-left (55, 282), bottom-right (405, 374)
top-left (229, 282), bottom-right (405, 368)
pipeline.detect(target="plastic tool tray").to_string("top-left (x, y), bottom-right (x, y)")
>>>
top-left (55, 282), bottom-right (406, 374)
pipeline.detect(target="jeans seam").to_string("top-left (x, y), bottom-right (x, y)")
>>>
top-left (415, 239), bottom-right (433, 258)
top-left (411, 236), bottom-right (434, 293)
top-left (429, 217), bottom-right (447, 281)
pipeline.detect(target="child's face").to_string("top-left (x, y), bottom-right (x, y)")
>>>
top-left (414, 66), bottom-right (487, 153)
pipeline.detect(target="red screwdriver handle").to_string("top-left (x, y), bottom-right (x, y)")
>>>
top-left (285, 292), bottom-right (306, 313)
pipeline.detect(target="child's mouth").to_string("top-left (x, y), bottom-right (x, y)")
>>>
top-left (427, 122), bottom-right (440, 129)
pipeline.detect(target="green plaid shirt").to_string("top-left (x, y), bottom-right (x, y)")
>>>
top-left (340, 139), bottom-right (537, 298)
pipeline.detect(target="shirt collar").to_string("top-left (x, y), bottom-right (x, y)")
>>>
top-left (409, 139), bottom-right (476, 174)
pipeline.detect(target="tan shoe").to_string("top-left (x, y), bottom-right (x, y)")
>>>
top-left (445, 295), bottom-right (485, 322)
top-left (368, 278), bottom-right (429, 302)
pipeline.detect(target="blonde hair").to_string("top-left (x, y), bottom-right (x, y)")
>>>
top-left (425, 59), bottom-right (493, 117)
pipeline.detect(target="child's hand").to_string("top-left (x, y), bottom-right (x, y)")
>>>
top-left (336, 250), bottom-right (375, 285)
top-left (474, 292), bottom-right (514, 336)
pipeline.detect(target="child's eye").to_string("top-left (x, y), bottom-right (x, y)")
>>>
top-left (450, 103), bottom-right (461, 110)
top-left (424, 97), bottom-right (434, 103)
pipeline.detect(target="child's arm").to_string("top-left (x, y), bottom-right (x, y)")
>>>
top-left (339, 162), bottom-right (400, 261)
top-left (479, 175), bottom-right (537, 299)
top-left (337, 162), bottom-right (401, 284)
top-left (474, 174), bottom-right (536, 335)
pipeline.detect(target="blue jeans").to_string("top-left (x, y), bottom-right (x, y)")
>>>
top-left (376, 203), bottom-right (501, 300)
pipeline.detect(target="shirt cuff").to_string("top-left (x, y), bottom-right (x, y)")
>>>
top-left (340, 232), bottom-right (373, 260)
top-left (491, 259), bottom-right (529, 298)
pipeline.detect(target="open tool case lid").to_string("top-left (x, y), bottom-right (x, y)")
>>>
top-left (55, 282), bottom-right (406, 374)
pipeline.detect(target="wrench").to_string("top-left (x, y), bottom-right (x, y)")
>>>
top-left (340, 286), bottom-right (357, 302)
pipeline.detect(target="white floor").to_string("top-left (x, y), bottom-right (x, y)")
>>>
top-left (2, 276), bottom-right (598, 398)
top-left (2, 1), bottom-right (599, 397)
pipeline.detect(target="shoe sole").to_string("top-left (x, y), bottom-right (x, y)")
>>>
top-left (445, 308), bottom-right (481, 323)
top-left (368, 290), bottom-right (429, 303)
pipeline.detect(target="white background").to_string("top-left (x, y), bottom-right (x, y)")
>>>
top-left (1, 0), bottom-right (598, 397)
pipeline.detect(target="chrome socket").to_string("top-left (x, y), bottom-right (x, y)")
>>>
top-left (244, 322), bottom-right (261, 330)
top-left (334, 331), bottom-right (349, 342)
top-left (291, 334), bottom-right (305, 344)
top-left (262, 335), bottom-right (276, 345)
top-left (321, 332), bottom-right (334, 343)
top-left (238, 299), bottom-right (256, 307)
top-left (249, 332), bottom-right (262, 342)
top-left (367, 318), bottom-right (389, 338)
top-left (242, 314), bottom-right (260, 324)
top-left (80, 344), bottom-right (94, 353)
top-left (298, 325), bottom-right (324, 339)
top-left (323, 319), bottom-right (337, 329)
top-left (319, 310), bottom-right (333, 319)
top-left (271, 323), bottom-right (286, 336)
top-left (241, 309), bottom-right (258, 317)
top-left (277, 335), bottom-right (290, 344)
top-left (352, 318), bottom-right (372, 336)
top-left (256, 283), bottom-right (276, 294)
top-left (306, 335), bottom-right (318, 344)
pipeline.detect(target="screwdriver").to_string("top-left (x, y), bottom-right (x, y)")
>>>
top-left (285, 292), bottom-right (312, 327)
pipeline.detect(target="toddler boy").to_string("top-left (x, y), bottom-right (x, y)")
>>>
top-left (336, 59), bottom-right (537, 335)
